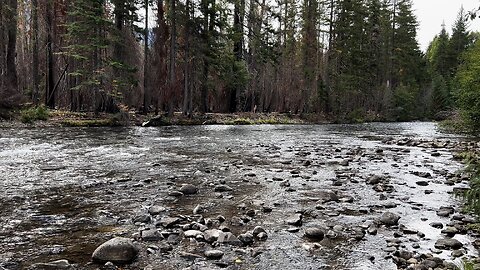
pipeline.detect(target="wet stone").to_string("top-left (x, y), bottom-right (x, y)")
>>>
top-left (416, 180), bottom-right (429, 186)
top-left (184, 230), bottom-right (203, 238)
top-left (430, 222), bottom-right (443, 229)
top-left (179, 252), bottom-right (203, 260)
top-left (179, 184), bottom-right (198, 195)
top-left (204, 250), bottom-right (224, 260)
top-left (148, 205), bottom-right (166, 216)
top-left (379, 212), bottom-right (400, 226)
top-left (436, 207), bottom-right (454, 217)
top-left (168, 191), bottom-right (184, 197)
top-left (204, 229), bottom-right (222, 243)
top-left (257, 232), bottom-right (268, 241)
top-left (286, 227), bottom-right (300, 233)
top-left (158, 217), bottom-right (181, 228)
top-left (286, 214), bottom-right (303, 226)
top-left (366, 175), bottom-right (384, 185)
top-left (452, 249), bottom-right (465, 258)
top-left (434, 238), bottom-right (463, 250)
top-left (193, 204), bottom-right (204, 214)
top-left (367, 225), bottom-right (377, 235)
top-left (217, 232), bottom-right (242, 246)
top-left (133, 214), bottom-right (151, 224)
top-left (252, 226), bottom-right (266, 237)
top-left (141, 229), bottom-right (163, 241)
top-left (92, 237), bottom-right (139, 264)
top-left (30, 260), bottom-right (72, 269)
top-left (214, 185), bottom-right (234, 192)
top-left (441, 227), bottom-right (458, 237)
top-left (304, 228), bottom-right (325, 241)
top-left (238, 233), bottom-right (254, 245)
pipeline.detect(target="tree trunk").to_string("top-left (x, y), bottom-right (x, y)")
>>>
top-left (183, 0), bottom-right (191, 116)
top-left (168, 0), bottom-right (176, 116)
top-left (143, 0), bottom-right (149, 113)
top-left (6, 0), bottom-right (18, 92)
top-left (200, 0), bottom-right (211, 114)
top-left (231, 0), bottom-right (245, 113)
top-left (46, 3), bottom-right (55, 109)
top-left (32, 0), bottom-right (40, 105)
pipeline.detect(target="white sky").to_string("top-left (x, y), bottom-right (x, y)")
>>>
top-left (413, 0), bottom-right (480, 51)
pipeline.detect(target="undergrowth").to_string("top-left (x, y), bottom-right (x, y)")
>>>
top-left (20, 106), bottom-right (49, 123)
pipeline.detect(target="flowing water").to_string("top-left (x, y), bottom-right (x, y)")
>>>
top-left (0, 122), bottom-right (477, 269)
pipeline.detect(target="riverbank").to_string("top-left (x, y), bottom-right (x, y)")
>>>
top-left (0, 108), bottom-right (331, 128)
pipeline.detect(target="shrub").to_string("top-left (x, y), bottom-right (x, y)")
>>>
top-left (20, 106), bottom-right (49, 123)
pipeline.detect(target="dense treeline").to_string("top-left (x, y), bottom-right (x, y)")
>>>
top-left (0, 0), bottom-right (479, 125)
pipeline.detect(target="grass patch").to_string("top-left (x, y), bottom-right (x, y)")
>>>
top-left (60, 118), bottom-right (119, 127)
top-left (455, 260), bottom-right (475, 270)
top-left (457, 151), bottom-right (480, 218)
top-left (20, 106), bottom-right (49, 123)
top-left (439, 119), bottom-right (472, 134)
top-left (227, 118), bottom-right (255, 125)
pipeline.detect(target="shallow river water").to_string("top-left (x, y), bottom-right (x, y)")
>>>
top-left (0, 122), bottom-right (477, 270)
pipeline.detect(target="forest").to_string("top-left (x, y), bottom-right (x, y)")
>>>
top-left (0, 0), bottom-right (479, 129)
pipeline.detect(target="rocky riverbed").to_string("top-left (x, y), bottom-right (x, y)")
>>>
top-left (0, 122), bottom-right (479, 270)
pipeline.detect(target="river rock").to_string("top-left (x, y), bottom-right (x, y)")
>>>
top-left (217, 232), bottom-right (242, 246)
top-left (317, 190), bottom-right (339, 203)
top-left (204, 250), bottom-right (224, 260)
top-left (257, 232), bottom-right (268, 241)
top-left (367, 175), bottom-right (383, 185)
top-left (436, 207), bottom-right (454, 217)
top-left (304, 228), bottom-right (325, 241)
top-left (148, 205), bottom-right (166, 216)
top-left (30, 260), bottom-right (72, 269)
top-left (193, 204), bottom-right (204, 214)
top-left (238, 232), bottom-right (254, 245)
top-left (434, 238), bottom-right (463, 250)
top-left (416, 180), bottom-right (429, 186)
top-left (286, 214), bottom-right (303, 226)
top-left (430, 222), bottom-right (443, 229)
top-left (214, 185), bottom-right (234, 192)
top-left (92, 237), bottom-right (139, 264)
top-left (179, 184), bottom-right (198, 195)
top-left (204, 229), bottom-right (223, 243)
top-left (133, 214), bottom-right (151, 224)
top-left (184, 230), bottom-right (204, 238)
top-left (379, 212), bottom-right (400, 226)
top-left (158, 217), bottom-right (181, 228)
top-left (441, 227), bottom-right (458, 237)
top-left (367, 225), bottom-right (377, 235)
top-left (141, 229), bottom-right (163, 241)
top-left (252, 226), bottom-right (266, 237)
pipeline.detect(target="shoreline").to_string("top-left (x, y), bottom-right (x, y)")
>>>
top-left (0, 110), bottom-right (334, 128)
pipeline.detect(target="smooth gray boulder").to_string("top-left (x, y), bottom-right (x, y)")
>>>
top-left (379, 212), bottom-right (400, 226)
top-left (92, 237), bottom-right (139, 264)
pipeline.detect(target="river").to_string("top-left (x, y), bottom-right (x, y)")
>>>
top-left (0, 122), bottom-right (477, 269)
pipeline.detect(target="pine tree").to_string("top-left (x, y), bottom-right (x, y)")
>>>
top-left (65, 0), bottom-right (111, 112)
top-left (391, 0), bottom-right (426, 119)
top-left (456, 39), bottom-right (480, 132)
top-left (448, 8), bottom-right (473, 77)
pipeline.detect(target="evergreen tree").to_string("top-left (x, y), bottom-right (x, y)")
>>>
top-left (391, 0), bottom-right (426, 119)
top-left (456, 39), bottom-right (480, 132)
top-left (448, 8), bottom-right (473, 77)
top-left (65, 0), bottom-right (111, 112)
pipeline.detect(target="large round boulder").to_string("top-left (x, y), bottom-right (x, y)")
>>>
top-left (92, 237), bottom-right (139, 264)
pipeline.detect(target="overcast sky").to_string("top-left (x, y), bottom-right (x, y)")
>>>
top-left (413, 0), bottom-right (480, 51)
